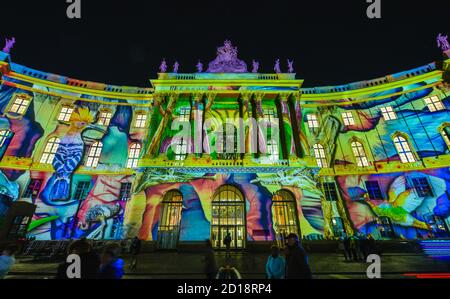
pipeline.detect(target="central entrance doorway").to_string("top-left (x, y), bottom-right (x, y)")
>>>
top-left (211, 185), bottom-right (246, 250)
top-left (157, 190), bottom-right (183, 249)
top-left (272, 190), bottom-right (300, 247)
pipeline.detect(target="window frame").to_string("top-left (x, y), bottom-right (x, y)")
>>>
top-left (351, 140), bottom-right (370, 167)
top-left (134, 112), bottom-right (148, 128)
top-left (0, 130), bottom-right (12, 147)
top-left (424, 96), bottom-right (445, 112)
top-left (57, 106), bottom-right (74, 122)
top-left (380, 106), bottom-right (397, 121)
top-left (307, 113), bottom-right (319, 129)
top-left (85, 141), bottom-right (103, 168)
top-left (97, 109), bottom-right (113, 126)
top-left (7, 93), bottom-right (32, 116)
top-left (313, 143), bottom-right (328, 168)
top-left (127, 143), bottom-right (141, 168)
top-left (364, 180), bottom-right (383, 200)
top-left (341, 111), bottom-right (355, 126)
top-left (392, 134), bottom-right (416, 163)
top-left (40, 137), bottom-right (61, 164)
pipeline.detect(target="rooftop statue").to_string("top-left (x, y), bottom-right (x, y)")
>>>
top-left (196, 60), bottom-right (203, 73)
top-left (207, 40), bottom-right (248, 73)
top-left (173, 61), bottom-right (179, 73)
top-left (287, 59), bottom-right (294, 73)
top-left (159, 59), bottom-right (167, 73)
top-left (251, 60), bottom-right (259, 73)
top-left (2, 37), bottom-right (15, 54)
top-left (274, 59), bottom-right (281, 73)
top-left (437, 33), bottom-right (450, 52)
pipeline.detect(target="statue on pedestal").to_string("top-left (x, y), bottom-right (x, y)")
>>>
top-left (274, 59), bottom-right (281, 73)
top-left (287, 59), bottom-right (294, 73)
top-left (206, 40), bottom-right (248, 73)
top-left (437, 33), bottom-right (450, 51)
top-left (173, 61), bottom-right (180, 73)
top-left (251, 60), bottom-right (260, 73)
top-left (196, 60), bottom-right (203, 73)
top-left (2, 37), bottom-right (15, 54)
top-left (159, 59), bottom-right (167, 73)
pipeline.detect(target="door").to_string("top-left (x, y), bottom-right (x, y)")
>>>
top-left (211, 185), bottom-right (246, 250)
top-left (272, 190), bottom-right (300, 247)
top-left (157, 190), bottom-right (183, 249)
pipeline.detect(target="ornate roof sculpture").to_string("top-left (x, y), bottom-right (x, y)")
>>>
top-left (207, 40), bottom-right (248, 73)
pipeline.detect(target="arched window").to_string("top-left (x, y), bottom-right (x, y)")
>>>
top-left (351, 141), bottom-right (369, 167)
top-left (85, 142), bottom-right (103, 167)
top-left (272, 190), bottom-right (299, 246)
top-left (393, 135), bottom-right (416, 163)
top-left (0, 130), bottom-right (11, 147)
top-left (313, 143), bottom-right (328, 168)
top-left (40, 137), bottom-right (61, 164)
top-left (127, 143), bottom-right (141, 168)
top-left (97, 110), bottom-right (112, 126)
top-left (157, 190), bottom-right (183, 249)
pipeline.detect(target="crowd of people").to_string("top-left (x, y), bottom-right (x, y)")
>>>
top-left (204, 233), bottom-right (313, 280)
top-left (339, 234), bottom-right (379, 262)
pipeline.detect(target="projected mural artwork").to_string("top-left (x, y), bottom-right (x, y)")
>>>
top-left (1, 39), bottom-right (450, 248)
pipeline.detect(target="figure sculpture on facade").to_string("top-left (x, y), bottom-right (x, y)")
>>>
top-left (207, 40), bottom-right (248, 73)
top-left (196, 60), bottom-right (203, 73)
top-left (2, 37), bottom-right (15, 54)
top-left (251, 60), bottom-right (260, 73)
top-left (173, 61), bottom-right (180, 73)
top-left (159, 59), bottom-right (167, 73)
top-left (437, 33), bottom-right (450, 52)
top-left (274, 59), bottom-right (281, 73)
top-left (287, 59), bottom-right (294, 73)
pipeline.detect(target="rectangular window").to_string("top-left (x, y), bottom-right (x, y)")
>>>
top-left (307, 114), bottom-right (319, 129)
top-left (73, 181), bottom-right (91, 200)
top-left (9, 94), bottom-right (31, 115)
top-left (135, 113), bottom-right (147, 128)
top-left (365, 181), bottom-right (383, 200)
top-left (57, 106), bottom-right (74, 122)
top-left (23, 179), bottom-right (44, 200)
top-left (119, 182), bottom-right (132, 201)
top-left (178, 107), bottom-right (191, 122)
top-left (411, 177), bottom-right (433, 197)
top-left (380, 106), bottom-right (397, 121)
top-left (267, 139), bottom-right (279, 161)
top-left (98, 111), bottom-right (112, 126)
top-left (341, 112), bottom-right (355, 126)
top-left (323, 182), bottom-right (338, 201)
top-left (175, 138), bottom-right (188, 161)
top-left (424, 96), bottom-right (445, 112)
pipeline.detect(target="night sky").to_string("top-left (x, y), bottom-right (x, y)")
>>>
top-left (0, 0), bottom-right (449, 87)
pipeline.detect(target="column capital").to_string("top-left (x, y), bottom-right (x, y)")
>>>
top-left (254, 92), bottom-right (265, 102)
top-left (240, 92), bottom-right (252, 103)
top-left (192, 93), bottom-right (204, 103)
top-left (206, 92), bottom-right (218, 101)
top-left (279, 92), bottom-right (293, 102)
top-left (293, 92), bottom-right (302, 102)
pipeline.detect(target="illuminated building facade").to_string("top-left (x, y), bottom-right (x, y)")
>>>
top-left (1, 41), bottom-right (450, 249)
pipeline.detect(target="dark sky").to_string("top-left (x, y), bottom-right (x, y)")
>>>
top-left (0, 0), bottom-right (449, 87)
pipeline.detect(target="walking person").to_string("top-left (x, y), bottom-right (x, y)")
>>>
top-left (129, 236), bottom-right (142, 270)
top-left (98, 243), bottom-right (125, 279)
top-left (285, 233), bottom-right (312, 279)
top-left (266, 245), bottom-right (286, 279)
top-left (204, 240), bottom-right (218, 280)
top-left (0, 244), bottom-right (18, 279)
top-left (224, 232), bottom-right (232, 258)
top-left (56, 238), bottom-right (100, 279)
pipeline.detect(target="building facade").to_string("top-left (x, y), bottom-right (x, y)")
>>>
top-left (1, 41), bottom-right (450, 248)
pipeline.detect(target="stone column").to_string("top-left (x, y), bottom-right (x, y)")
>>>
top-left (279, 93), bottom-right (296, 159)
top-left (254, 93), bottom-right (265, 157)
top-left (293, 93), bottom-right (309, 157)
top-left (147, 93), bottom-right (178, 157)
top-left (191, 93), bottom-right (204, 158)
top-left (202, 92), bottom-right (217, 157)
top-left (240, 93), bottom-right (257, 159)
